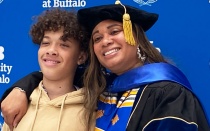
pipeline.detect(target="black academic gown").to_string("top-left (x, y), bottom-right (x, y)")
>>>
top-left (127, 81), bottom-right (210, 131)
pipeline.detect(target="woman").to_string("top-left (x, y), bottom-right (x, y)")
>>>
top-left (1, 8), bottom-right (94, 131)
top-left (1, 1), bottom-right (210, 131)
top-left (78, 2), bottom-right (209, 130)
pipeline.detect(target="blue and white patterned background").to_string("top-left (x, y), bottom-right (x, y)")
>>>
top-left (0, 0), bottom-right (210, 129)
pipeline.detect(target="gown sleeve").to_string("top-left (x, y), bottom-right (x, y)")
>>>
top-left (1, 71), bottom-right (43, 102)
top-left (127, 81), bottom-right (210, 131)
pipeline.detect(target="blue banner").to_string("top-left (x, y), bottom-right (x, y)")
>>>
top-left (0, 0), bottom-right (210, 129)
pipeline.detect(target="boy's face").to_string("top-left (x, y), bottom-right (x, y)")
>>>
top-left (38, 29), bottom-right (86, 80)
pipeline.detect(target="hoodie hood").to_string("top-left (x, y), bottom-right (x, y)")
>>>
top-left (30, 81), bottom-right (85, 107)
top-left (28, 81), bottom-right (86, 131)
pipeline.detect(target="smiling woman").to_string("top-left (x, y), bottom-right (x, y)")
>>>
top-left (78, 1), bottom-right (210, 130)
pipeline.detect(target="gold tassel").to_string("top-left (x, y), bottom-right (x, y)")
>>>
top-left (123, 14), bottom-right (135, 46)
top-left (115, 0), bottom-right (136, 46)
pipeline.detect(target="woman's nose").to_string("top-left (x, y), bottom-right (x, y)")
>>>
top-left (102, 35), bottom-right (113, 47)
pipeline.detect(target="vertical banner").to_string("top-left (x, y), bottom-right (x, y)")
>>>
top-left (0, 0), bottom-right (210, 129)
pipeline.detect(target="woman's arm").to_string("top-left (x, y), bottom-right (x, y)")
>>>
top-left (0, 71), bottom-right (43, 130)
top-left (1, 71), bottom-right (43, 101)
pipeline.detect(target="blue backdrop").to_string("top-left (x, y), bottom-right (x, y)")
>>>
top-left (0, 0), bottom-right (210, 129)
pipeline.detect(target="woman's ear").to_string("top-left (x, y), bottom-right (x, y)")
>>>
top-left (77, 51), bottom-right (88, 65)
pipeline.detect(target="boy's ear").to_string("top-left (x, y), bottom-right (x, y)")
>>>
top-left (77, 51), bottom-right (88, 65)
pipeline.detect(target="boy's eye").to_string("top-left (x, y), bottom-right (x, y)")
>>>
top-left (61, 43), bottom-right (69, 47)
top-left (40, 42), bottom-right (49, 45)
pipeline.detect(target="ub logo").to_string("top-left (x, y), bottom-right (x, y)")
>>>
top-left (133, 0), bottom-right (157, 6)
top-left (0, 46), bottom-right (5, 60)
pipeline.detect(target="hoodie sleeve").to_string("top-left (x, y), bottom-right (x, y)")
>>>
top-left (2, 122), bottom-right (11, 131)
top-left (1, 71), bottom-right (43, 102)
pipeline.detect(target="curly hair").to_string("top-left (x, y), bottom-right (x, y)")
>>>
top-left (30, 8), bottom-right (89, 51)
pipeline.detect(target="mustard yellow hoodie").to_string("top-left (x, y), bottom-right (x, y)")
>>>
top-left (3, 81), bottom-right (94, 131)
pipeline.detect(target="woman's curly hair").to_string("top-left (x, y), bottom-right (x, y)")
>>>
top-left (30, 8), bottom-right (89, 51)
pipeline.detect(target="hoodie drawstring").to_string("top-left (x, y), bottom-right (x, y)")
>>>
top-left (30, 89), bottom-right (42, 131)
top-left (28, 89), bottom-right (68, 131)
top-left (56, 94), bottom-right (68, 131)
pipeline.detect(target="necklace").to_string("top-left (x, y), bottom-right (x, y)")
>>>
top-left (41, 82), bottom-right (78, 94)
top-left (41, 82), bottom-right (48, 94)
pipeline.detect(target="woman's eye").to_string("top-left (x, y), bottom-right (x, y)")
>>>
top-left (111, 30), bottom-right (120, 35)
top-left (93, 36), bottom-right (102, 43)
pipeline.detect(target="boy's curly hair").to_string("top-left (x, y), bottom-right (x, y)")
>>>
top-left (30, 8), bottom-right (89, 51)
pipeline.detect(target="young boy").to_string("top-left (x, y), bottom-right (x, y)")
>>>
top-left (2, 8), bottom-right (94, 131)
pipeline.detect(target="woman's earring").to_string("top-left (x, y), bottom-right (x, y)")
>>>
top-left (78, 59), bottom-right (85, 65)
top-left (137, 46), bottom-right (146, 62)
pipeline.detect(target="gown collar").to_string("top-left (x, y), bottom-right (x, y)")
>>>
top-left (107, 63), bottom-right (192, 93)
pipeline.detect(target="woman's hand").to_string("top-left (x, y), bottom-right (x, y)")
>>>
top-left (1, 87), bottom-right (28, 130)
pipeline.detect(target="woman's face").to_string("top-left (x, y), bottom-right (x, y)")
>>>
top-left (38, 29), bottom-right (86, 80)
top-left (92, 20), bottom-right (141, 75)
